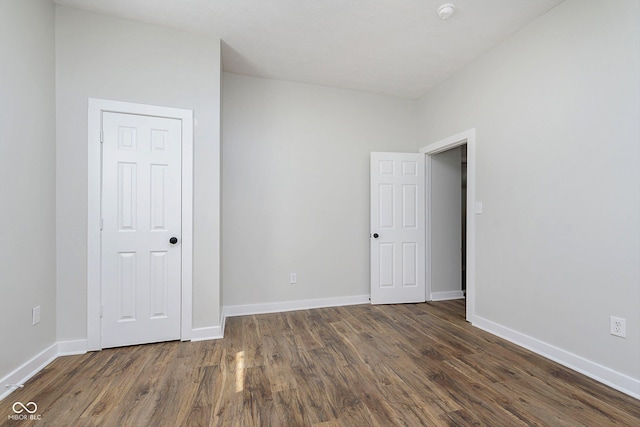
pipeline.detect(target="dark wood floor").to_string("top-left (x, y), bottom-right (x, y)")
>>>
top-left (1, 300), bottom-right (638, 426)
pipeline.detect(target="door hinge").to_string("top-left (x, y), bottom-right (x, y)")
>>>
top-left (100, 218), bottom-right (104, 230)
top-left (99, 305), bottom-right (103, 318)
top-left (100, 131), bottom-right (104, 143)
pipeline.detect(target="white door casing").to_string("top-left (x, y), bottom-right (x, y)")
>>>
top-left (101, 112), bottom-right (182, 348)
top-left (88, 99), bottom-right (193, 351)
top-left (370, 152), bottom-right (426, 304)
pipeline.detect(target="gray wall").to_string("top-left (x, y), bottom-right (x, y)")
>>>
top-left (0, 0), bottom-right (57, 380)
top-left (416, 0), bottom-right (639, 378)
top-left (55, 6), bottom-right (222, 338)
top-left (222, 73), bottom-right (417, 306)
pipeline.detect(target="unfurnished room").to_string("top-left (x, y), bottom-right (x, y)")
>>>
top-left (0, 0), bottom-right (639, 425)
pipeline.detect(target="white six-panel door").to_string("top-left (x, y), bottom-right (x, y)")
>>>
top-left (370, 152), bottom-right (426, 304)
top-left (101, 112), bottom-right (182, 348)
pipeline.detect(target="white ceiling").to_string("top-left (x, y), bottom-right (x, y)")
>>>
top-left (54, 0), bottom-right (564, 99)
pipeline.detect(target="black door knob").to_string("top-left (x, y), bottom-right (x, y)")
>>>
top-left (373, 233), bottom-right (379, 239)
top-left (169, 237), bottom-right (178, 245)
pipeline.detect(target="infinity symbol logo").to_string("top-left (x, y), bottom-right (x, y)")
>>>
top-left (12, 401), bottom-right (37, 414)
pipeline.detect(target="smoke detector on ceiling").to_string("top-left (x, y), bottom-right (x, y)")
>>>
top-left (437, 3), bottom-right (456, 20)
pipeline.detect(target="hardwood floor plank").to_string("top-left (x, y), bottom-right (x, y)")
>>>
top-left (211, 349), bottom-right (243, 427)
top-left (265, 362), bottom-right (297, 393)
top-left (489, 380), bottom-right (588, 427)
top-left (294, 330), bottom-right (324, 353)
top-left (80, 346), bottom-right (157, 426)
top-left (144, 346), bottom-right (199, 427)
top-left (427, 368), bottom-right (528, 426)
top-left (454, 351), bottom-right (526, 384)
top-left (365, 364), bottom-right (449, 426)
top-left (2, 300), bottom-right (638, 427)
top-left (289, 364), bottom-right (339, 424)
top-left (319, 401), bottom-right (381, 427)
top-left (440, 408), bottom-right (483, 426)
top-left (548, 365), bottom-right (640, 420)
top-left (242, 316), bottom-right (265, 369)
top-left (241, 365), bottom-right (275, 426)
top-left (187, 365), bottom-right (218, 427)
top-left (110, 343), bottom-right (180, 427)
top-left (272, 388), bottom-right (315, 427)
top-left (194, 337), bottom-right (224, 368)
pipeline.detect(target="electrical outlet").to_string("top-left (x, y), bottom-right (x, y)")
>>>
top-left (610, 316), bottom-right (626, 338)
top-left (290, 273), bottom-right (297, 284)
top-left (32, 306), bottom-right (41, 325)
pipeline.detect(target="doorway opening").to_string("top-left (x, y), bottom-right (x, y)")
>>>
top-left (429, 145), bottom-right (466, 301)
top-left (420, 128), bottom-right (476, 323)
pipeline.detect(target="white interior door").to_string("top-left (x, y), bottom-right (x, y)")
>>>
top-left (370, 152), bottom-right (425, 304)
top-left (101, 112), bottom-right (182, 348)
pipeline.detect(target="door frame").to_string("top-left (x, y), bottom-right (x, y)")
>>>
top-left (87, 98), bottom-right (194, 350)
top-left (419, 128), bottom-right (476, 323)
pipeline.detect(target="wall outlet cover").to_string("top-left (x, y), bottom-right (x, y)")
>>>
top-left (610, 316), bottom-right (626, 338)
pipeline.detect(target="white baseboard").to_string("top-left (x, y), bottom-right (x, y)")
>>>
top-left (191, 326), bottom-right (223, 341)
top-left (57, 339), bottom-right (87, 356)
top-left (190, 308), bottom-right (226, 342)
top-left (430, 290), bottom-right (465, 301)
top-left (0, 343), bottom-right (58, 402)
top-left (224, 294), bottom-right (370, 318)
top-left (472, 315), bottom-right (640, 400)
